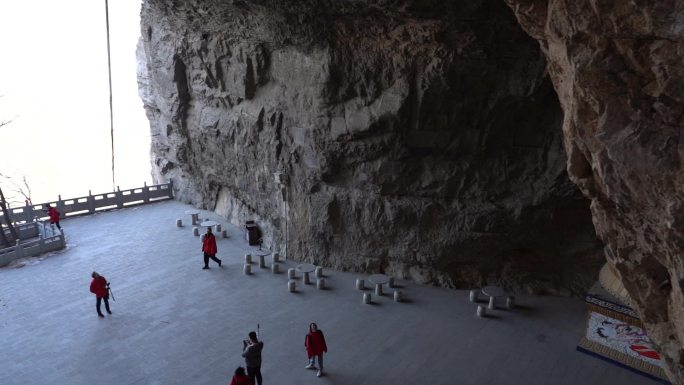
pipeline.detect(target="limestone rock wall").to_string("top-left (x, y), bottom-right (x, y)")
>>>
top-left (137, 0), bottom-right (601, 294)
top-left (505, 0), bottom-right (684, 382)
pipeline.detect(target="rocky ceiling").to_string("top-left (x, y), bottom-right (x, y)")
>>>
top-left (137, 0), bottom-right (684, 381)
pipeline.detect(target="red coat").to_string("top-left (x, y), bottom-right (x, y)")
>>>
top-left (305, 329), bottom-right (327, 358)
top-left (90, 276), bottom-right (108, 298)
top-left (48, 207), bottom-right (60, 223)
top-left (202, 233), bottom-right (217, 255)
top-left (229, 374), bottom-right (252, 385)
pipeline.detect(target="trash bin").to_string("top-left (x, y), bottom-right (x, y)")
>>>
top-left (245, 220), bottom-right (260, 246)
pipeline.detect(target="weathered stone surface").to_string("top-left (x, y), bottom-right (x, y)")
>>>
top-left (505, 0), bottom-right (684, 382)
top-left (138, 0), bottom-right (601, 296)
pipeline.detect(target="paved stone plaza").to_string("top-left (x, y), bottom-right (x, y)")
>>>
top-left (0, 201), bottom-right (658, 385)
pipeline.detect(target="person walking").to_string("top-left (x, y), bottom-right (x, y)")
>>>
top-left (229, 366), bottom-right (252, 385)
top-left (89, 272), bottom-right (112, 318)
top-left (305, 322), bottom-right (328, 377)
top-left (201, 227), bottom-right (222, 269)
top-left (241, 331), bottom-right (264, 385)
top-left (45, 204), bottom-right (61, 230)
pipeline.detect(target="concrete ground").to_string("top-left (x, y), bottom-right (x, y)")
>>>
top-left (0, 200), bottom-right (659, 385)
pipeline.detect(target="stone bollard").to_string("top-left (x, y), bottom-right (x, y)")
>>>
top-left (315, 266), bottom-right (323, 278)
top-left (388, 277), bottom-right (395, 288)
top-left (488, 296), bottom-right (496, 310)
top-left (244, 264), bottom-right (252, 275)
top-left (317, 278), bottom-right (325, 290)
top-left (221, 230), bottom-right (228, 238)
top-left (215, 224), bottom-right (221, 233)
top-left (272, 252), bottom-right (280, 263)
top-left (191, 214), bottom-right (198, 225)
top-left (356, 278), bottom-right (364, 290)
top-left (176, 218), bottom-right (183, 227)
top-left (375, 284), bottom-right (383, 296)
top-left (469, 289), bottom-right (478, 303)
top-left (288, 280), bottom-right (296, 292)
top-left (363, 292), bottom-right (371, 304)
top-left (394, 290), bottom-right (403, 302)
top-left (302, 272), bottom-right (311, 285)
top-left (477, 305), bottom-right (486, 317)
top-left (288, 268), bottom-right (296, 279)
top-left (258, 254), bottom-right (266, 268)
top-left (506, 295), bottom-right (515, 309)
top-left (271, 263), bottom-right (280, 274)
top-left (245, 254), bottom-right (252, 264)
top-left (192, 227), bottom-right (200, 236)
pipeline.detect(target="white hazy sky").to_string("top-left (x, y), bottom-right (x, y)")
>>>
top-left (0, 0), bottom-right (151, 204)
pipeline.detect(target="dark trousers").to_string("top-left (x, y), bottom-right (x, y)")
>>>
top-left (203, 253), bottom-right (221, 267)
top-left (247, 366), bottom-right (262, 385)
top-left (51, 221), bottom-right (61, 230)
top-left (96, 296), bottom-right (111, 315)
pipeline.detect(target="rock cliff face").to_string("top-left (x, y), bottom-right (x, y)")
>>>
top-left (137, 2), bottom-right (602, 292)
top-left (505, 0), bottom-right (684, 382)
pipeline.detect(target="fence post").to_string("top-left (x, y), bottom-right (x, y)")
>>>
top-left (56, 195), bottom-right (66, 219)
top-left (88, 190), bottom-right (95, 214)
top-left (168, 180), bottom-right (174, 199)
top-left (38, 234), bottom-right (43, 254)
top-left (116, 186), bottom-right (124, 209)
top-left (143, 182), bottom-right (150, 204)
top-left (24, 200), bottom-right (34, 223)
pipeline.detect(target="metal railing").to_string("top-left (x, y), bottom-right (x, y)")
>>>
top-left (0, 181), bottom-right (174, 224)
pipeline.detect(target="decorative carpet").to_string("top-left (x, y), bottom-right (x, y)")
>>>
top-left (577, 282), bottom-right (669, 384)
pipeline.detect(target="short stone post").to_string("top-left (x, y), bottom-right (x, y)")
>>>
top-left (488, 296), bottom-right (496, 310)
top-left (393, 290), bottom-right (403, 302)
top-left (363, 292), bottom-right (371, 304)
top-left (271, 263), bottom-right (280, 274)
top-left (315, 266), bottom-right (323, 278)
top-left (288, 268), bottom-right (296, 279)
top-left (317, 278), bottom-right (325, 290)
top-left (302, 272), bottom-right (311, 285)
top-left (388, 277), bottom-right (395, 288)
top-left (272, 252), bottom-right (280, 263)
top-left (469, 289), bottom-right (478, 303)
top-left (176, 219), bottom-right (183, 227)
top-left (191, 214), bottom-right (199, 225)
top-left (221, 230), bottom-right (228, 238)
top-left (506, 296), bottom-right (515, 309)
top-left (258, 254), bottom-right (266, 268)
top-left (215, 224), bottom-right (222, 233)
top-left (244, 264), bottom-right (252, 275)
top-left (14, 239), bottom-right (23, 259)
top-left (375, 283), bottom-right (383, 296)
top-left (477, 305), bottom-right (486, 317)
top-left (192, 227), bottom-right (199, 236)
top-left (245, 254), bottom-right (252, 264)
top-left (356, 278), bottom-right (364, 290)
top-left (288, 280), bottom-right (296, 292)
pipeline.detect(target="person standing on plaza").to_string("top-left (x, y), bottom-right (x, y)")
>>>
top-left (45, 203), bottom-right (61, 230)
top-left (89, 272), bottom-right (112, 318)
top-left (229, 366), bottom-right (252, 385)
top-left (201, 226), bottom-right (222, 269)
top-left (241, 331), bottom-right (264, 385)
top-left (305, 322), bottom-right (328, 377)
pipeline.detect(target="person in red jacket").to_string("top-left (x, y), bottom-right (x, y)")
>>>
top-left (229, 366), bottom-right (252, 385)
top-left (201, 227), bottom-right (222, 269)
top-left (45, 204), bottom-right (61, 230)
top-left (89, 272), bottom-right (112, 318)
top-left (305, 322), bottom-right (328, 377)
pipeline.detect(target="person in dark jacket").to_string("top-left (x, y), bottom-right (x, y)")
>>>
top-left (89, 272), bottom-right (111, 318)
top-left (241, 331), bottom-right (264, 385)
top-left (229, 366), bottom-right (252, 385)
top-left (305, 322), bottom-right (328, 377)
top-left (201, 227), bottom-right (222, 269)
top-left (46, 204), bottom-right (61, 230)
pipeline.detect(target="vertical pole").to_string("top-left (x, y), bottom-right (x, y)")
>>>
top-left (104, 0), bottom-right (115, 190)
